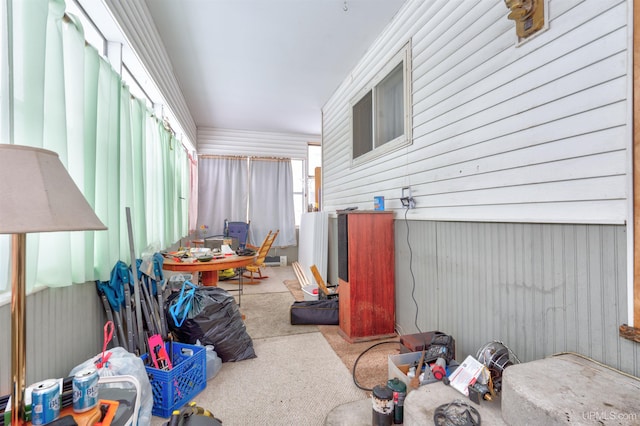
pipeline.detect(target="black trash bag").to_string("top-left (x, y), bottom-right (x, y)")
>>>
top-left (165, 285), bottom-right (256, 362)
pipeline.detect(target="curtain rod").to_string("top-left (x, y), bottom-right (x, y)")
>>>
top-left (198, 154), bottom-right (291, 162)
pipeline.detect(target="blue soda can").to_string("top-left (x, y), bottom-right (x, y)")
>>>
top-left (31, 379), bottom-right (60, 425)
top-left (72, 368), bottom-right (99, 413)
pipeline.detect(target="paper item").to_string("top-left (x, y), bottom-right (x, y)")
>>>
top-left (448, 355), bottom-right (485, 396)
top-left (221, 244), bottom-right (235, 255)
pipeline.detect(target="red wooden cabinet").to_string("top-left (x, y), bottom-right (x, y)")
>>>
top-left (337, 211), bottom-right (395, 343)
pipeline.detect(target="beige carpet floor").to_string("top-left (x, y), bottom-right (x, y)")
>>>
top-left (150, 266), bottom-right (379, 425)
top-left (282, 279), bottom-right (402, 392)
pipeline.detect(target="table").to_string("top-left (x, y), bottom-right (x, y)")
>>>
top-left (162, 254), bottom-right (255, 286)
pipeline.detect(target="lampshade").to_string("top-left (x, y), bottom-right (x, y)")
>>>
top-left (1, 144), bottom-right (106, 424)
top-left (0, 144), bottom-right (106, 233)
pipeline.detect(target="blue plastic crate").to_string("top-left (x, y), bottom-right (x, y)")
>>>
top-left (141, 342), bottom-right (206, 418)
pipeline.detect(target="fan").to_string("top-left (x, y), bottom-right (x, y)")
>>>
top-left (475, 341), bottom-right (520, 394)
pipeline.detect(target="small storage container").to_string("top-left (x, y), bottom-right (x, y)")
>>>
top-left (141, 342), bottom-right (206, 418)
top-left (302, 284), bottom-right (319, 301)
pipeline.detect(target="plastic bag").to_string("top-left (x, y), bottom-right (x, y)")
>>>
top-left (69, 346), bottom-right (153, 425)
top-left (166, 285), bottom-right (256, 362)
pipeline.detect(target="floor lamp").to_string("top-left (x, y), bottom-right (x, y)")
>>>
top-left (0, 144), bottom-right (107, 424)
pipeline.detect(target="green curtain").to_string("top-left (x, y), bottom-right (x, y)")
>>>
top-left (0, 0), bottom-right (191, 292)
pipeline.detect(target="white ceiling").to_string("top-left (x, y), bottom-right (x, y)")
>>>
top-left (144, 0), bottom-right (406, 136)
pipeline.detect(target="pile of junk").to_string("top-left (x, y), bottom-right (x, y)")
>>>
top-left (1, 247), bottom-right (253, 426)
top-left (368, 331), bottom-right (521, 426)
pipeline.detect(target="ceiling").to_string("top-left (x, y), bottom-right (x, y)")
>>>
top-left (144, 0), bottom-right (406, 137)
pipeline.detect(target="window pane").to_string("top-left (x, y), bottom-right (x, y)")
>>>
top-left (308, 144), bottom-right (322, 175)
top-left (308, 176), bottom-right (317, 211)
top-left (294, 193), bottom-right (303, 227)
top-left (375, 62), bottom-right (403, 147)
top-left (291, 159), bottom-right (303, 192)
top-left (67, 1), bottom-right (105, 55)
top-left (122, 67), bottom-right (151, 106)
top-left (352, 90), bottom-right (372, 158)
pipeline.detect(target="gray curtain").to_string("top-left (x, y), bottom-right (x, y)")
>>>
top-left (197, 156), bottom-right (296, 248)
top-left (197, 157), bottom-right (249, 237)
top-left (249, 158), bottom-right (296, 247)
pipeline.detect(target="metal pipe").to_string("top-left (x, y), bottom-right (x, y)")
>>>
top-left (11, 233), bottom-right (26, 424)
top-left (126, 207), bottom-right (145, 355)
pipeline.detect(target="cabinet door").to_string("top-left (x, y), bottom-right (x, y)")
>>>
top-left (338, 278), bottom-right (351, 336)
top-left (340, 212), bottom-right (395, 340)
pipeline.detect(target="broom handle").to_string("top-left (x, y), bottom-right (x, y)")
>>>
top-left (127, 207), bottom-right (146, 355)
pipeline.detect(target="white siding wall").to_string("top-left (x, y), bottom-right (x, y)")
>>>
top-left (198, 127), bottom-right (319, 159)
top-left (104, 1), bottom-right (197, 146)
top-left (322, 0), bottom-right (630, 225)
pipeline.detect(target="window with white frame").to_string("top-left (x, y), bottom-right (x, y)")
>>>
top-left (292, 159), bottom-right (304, 227)
top-left (307, 144), bottom-right (321, 211)
top-left (291, 144), bottom-right (322, 226)
top-left (351, 41), bottom-right (412, 165)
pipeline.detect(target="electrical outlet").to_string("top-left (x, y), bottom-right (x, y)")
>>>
top-left (401, 187), bottom-right (415, 209)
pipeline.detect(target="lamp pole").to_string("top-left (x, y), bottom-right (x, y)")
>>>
top-left (10, 233), bottom-right (26, 425)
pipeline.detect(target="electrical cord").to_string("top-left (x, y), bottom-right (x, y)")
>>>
top-left (351, 340), bottom-right (402, 391)
top-left (349, 202), bottom-right (423, 392)
top-left (404, 207), bottom-right (422, 334)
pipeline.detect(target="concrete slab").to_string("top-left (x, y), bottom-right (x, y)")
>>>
top-left (403, 382), bottom-right (506, 425)
top-left (502, 353), bottom-right (640, 425)
top-left (324, 398), bottom-right (371, 426)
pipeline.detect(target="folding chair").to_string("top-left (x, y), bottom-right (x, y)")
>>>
top-left (225, 219), bottom-right (250, 250)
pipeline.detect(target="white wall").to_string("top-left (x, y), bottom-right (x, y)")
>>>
top-left (322, 0), bottom-right (630, 225)
top-left (198, 127), bottom-right (319, 159)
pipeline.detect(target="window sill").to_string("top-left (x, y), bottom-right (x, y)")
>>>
top-left (619, 324), bottom-right (640, 343)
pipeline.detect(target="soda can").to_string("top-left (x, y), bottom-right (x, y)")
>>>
top-left (31, 379), bottom-right (60, 425)
top-left (72, 368), bottom-right (99, 413)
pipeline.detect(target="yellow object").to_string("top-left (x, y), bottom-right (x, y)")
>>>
top-left (242, 230), bottom-right (280, 284)
top-left (219, 268), bottom-right (236, 279)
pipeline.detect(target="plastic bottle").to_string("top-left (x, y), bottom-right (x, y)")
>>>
top-left (205, 345), bottom-right (222, 380)
top-left (387, 378), bottom-right (406, 424)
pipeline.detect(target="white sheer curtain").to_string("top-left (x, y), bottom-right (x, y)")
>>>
top-left (197, 157), bottom-right (249, 237)
top-left (0, 0), bottom-right (8, 292)
top-left (248, 158), bottom-right (296, 247)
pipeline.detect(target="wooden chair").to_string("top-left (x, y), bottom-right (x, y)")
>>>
top-left (242, 230), bottom-right (279, 284)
